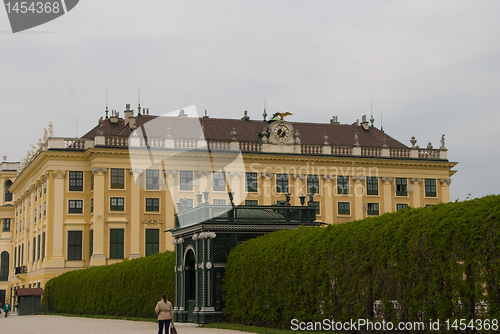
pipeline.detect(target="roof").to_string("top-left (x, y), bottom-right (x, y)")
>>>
top-left (83, 115), bottom-right (408, 149)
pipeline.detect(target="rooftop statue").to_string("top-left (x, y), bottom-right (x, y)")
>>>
top-left (271, 112), bottom-right (292, 120)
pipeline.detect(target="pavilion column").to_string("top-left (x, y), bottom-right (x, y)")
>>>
top-left (229, 172), bottom-right (242, 206)
top-left (50, 170), bottom-right (66, 268)
top-left (292, 173), bottom-right (305, 206)
top-left (353, 176), bottom-right (365, 220)
top-left (261, 173), bottom-right (273, 205)
top-left (411, 178), bottom-right (423, 208)
top-left (129, 169), bottom-right (142, 259)
top-left (199, 232), bottom-right (216, 314)
top-left (173, 237), bottom-right (185, 320)
top-left (440, 178), bottom-right (452, 203)
top-left (382, 177), bottom-right (393, 214)
top-left (90, 167), bottom-right (107, 266)
top-left (322, 175), bottom-right (334, 224)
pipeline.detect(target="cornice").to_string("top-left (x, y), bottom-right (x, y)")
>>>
top-left (84, 147), bottom-right (131, 158)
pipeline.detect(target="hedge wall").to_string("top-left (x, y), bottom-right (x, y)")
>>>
top-left (43, 251), bottom-right (175, 317)
top-left (223, 195), bottom-right (500, 326)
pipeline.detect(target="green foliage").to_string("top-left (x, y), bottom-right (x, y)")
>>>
top-left (223, 195), bottom-right (500, 326)
top-left (43, 251), bottom-right (175, 318)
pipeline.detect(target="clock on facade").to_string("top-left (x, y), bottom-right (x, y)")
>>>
top-left (274, 125), bottom-right (289, 142)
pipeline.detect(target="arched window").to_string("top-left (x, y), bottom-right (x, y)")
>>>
top-left (5, 180), bottom-right (12, 202)
top-left (0, 251), bottom-right (9, 281)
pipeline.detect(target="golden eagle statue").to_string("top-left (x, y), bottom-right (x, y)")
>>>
top-left (272, 112), bottom-right (293, 120)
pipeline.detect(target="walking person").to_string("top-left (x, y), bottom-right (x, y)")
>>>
top-left (3, 302), bottom-right (10, 317)
top-left (155, 293), bottom-right (174, 334)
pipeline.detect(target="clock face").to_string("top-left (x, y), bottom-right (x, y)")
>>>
top-left (274, 125), bottom-right (289, 142)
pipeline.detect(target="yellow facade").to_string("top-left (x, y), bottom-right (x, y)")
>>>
top-left (0, 111), bottom-right (457, 307)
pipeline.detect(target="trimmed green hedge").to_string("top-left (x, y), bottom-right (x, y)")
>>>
top-left (43, 251), bottom-right (175, 318)
top-left (223, 195), bottom-right (500, 325)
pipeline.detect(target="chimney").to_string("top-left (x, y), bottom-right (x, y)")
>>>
top-left (241, 110), bottom-right (250, 121)
top-left (124, 104), bottom-right (132, 125)
top-left (110, 110), bottom-right (119, 124)
top-left (129, 115), bottom-right (136, 129)
top-left (361, 115), bottom-right (369, 130)
top-left (178, 109), bottom-right (188, 117)
top-left (330, 116), bottom-right (339, 124)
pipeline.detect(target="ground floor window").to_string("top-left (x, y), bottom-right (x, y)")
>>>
top-left (396, 203), bottom-right (408, 211)
top-left (367, 203), bottom-right (380, 215)
top-left (110, 229), bottom-right (124, 259)
top-left (145, 229), bottom-right (159, 256)
top-left (67, 231), bottom-right (82, 261)
top-left (338, 202), bottom-right (350, 215)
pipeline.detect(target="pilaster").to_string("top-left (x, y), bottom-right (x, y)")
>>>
top-left (197, 170), bottom-right (210, 197)
top-left (440, 178), bottom-right (452, 203)
top-left (90, 167), bottom-right (107, 266)
top-left (322, 175), bottom-right (334, 224)
top-left (382, 177), bottom-right (393, 214)
top-left (229, 172), bottom-right (242, 206)
top-left (129, 169), bottom-right (142, 259)
top-left (261, 173), bottom-right (273, 205)
top-left (51, 170), bottom-right (66, 268)
top-left (411, 178), bottom-right (423, 208)
top-left (165, 170), bottom-right (178, 207)
top-left (164, 171), bottom-right (177, 250)
top-left (353, 176), bottom-right (365, 220)
top-left (292, 173), bottom-right (304, 206)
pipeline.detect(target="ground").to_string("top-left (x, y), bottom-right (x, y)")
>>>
top-left (0, 313), bottom-right (242, 334)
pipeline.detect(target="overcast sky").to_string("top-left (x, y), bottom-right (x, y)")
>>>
top-left (1, 0), bottom-right (499, 201)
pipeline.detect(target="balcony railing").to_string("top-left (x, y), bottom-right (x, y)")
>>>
top-left (18, 133), bottom-right (449, 177)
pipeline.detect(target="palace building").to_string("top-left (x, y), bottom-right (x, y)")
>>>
top-left (0, 105), bottom-right (457, 308)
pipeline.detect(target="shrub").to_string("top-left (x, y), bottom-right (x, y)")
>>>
top-left (223, 195), bottom-right (500, 326)
top-left (43, 251), bottom-right (175, 318)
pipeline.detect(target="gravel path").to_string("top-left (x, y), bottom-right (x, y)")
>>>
top-left (0, 313), bottom-right (244, 334)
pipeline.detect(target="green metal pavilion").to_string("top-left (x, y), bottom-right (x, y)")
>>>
top-left (169, 192), bottom-right (320, 323)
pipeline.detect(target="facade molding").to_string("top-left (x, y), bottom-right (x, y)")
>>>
top-left (411, 178), bottom-right (423, 185)
top-left (91, 167), bottom-right (107, 175)
top-left (382, 177), bottom-right (394, 184)
top-left (440, 178), bottom-right (452, 185)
